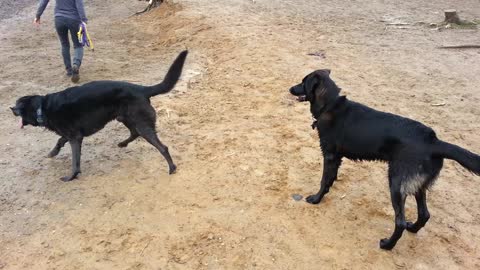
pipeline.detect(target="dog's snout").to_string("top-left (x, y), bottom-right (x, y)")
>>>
top-left (289, 85), bottom-right (305, 96)
top-left (10, 106), bottom-right (20, 116)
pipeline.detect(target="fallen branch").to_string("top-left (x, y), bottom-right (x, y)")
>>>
top-left (140, 239), bottom-right (152, 256)
top-left (386, 22), bottom-right (410, 26)
top-left (307, 51), bottom-right (326, 58)
top-left (438, 45), bottom-right (480, 49)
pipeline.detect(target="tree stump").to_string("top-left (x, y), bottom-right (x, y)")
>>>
top-left (444, 9), bottom-right (461, 24)
top-left (135, 0), bottom-right (164, 15)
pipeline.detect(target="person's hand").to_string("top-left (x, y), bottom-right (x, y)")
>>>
top-left (33, 17), bottom-right (40, 25)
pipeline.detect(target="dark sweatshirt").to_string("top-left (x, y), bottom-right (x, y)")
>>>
top-left (36, 0), bottom-right (88, 22)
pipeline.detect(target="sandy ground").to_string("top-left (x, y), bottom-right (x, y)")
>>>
top-left (0, 0), bottom-right (33, 21)
top-left (1, 0), bottom-right (480, 269)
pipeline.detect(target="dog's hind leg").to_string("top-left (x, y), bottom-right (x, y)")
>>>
top-left (137, 125), bottom-right (176, 174)
top-left (406, 189), bottom-right (430, 233)
top-left (306, 153), bottom-right (341, 204)
top-left (118, 122), bottom-right (139, 148)
top-left (406, 158), bottom-right (442, 233)
top-left (61, 137), bottom-right (83, 182)
top-left (380, 183), bottom-right (407, 250)
top-left (47, 137), bottom-right (68, 158)
top-left (380, 171), bottom-right (408, 250)
top-left (129, 103), bottom-right (176, 174)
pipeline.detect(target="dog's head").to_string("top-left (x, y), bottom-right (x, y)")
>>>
top-left (10, 95), bottom-right (44, 128)
top-left (289, 69), bottom-right (345, 117)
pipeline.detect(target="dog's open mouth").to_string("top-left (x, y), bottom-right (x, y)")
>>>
top-left (297, 96), bottom-right (307, 102)
top-left (19, 119), bottom-right (24, 129)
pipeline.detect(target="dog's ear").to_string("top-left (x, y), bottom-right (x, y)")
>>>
top-left (10, 106), bottom-right (21, 116)
top-left (305, 74), bottom-right (320, 98)
top-left (337, 95), bottom-right (346, 103)
top-left (321, 69), bottom-right (331, 75)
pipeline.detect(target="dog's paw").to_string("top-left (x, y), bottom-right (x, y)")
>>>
top-left (406, 222), bottom-right (420, 233)
top-left (169, 164), bottom-right (177, 175)
top-left (60, 172), bottom-right (80, 182)
top-left (47, 150), bottom-right (60, 158)
top-left (306, 194), bottom-right (321, 204)
top-left (379, 238), bottom-right (395, 250)
top-left (60, 176), bottom-right (75, 182)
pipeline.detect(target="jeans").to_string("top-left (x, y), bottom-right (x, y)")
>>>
top-left (54, 16), bottom-right (84, 70)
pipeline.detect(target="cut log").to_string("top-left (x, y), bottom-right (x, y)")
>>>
top-left (444, 9), bottom-right (461, 24)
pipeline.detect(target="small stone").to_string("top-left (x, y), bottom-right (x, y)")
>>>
top-left (292, 194), bottom-right (303, 201)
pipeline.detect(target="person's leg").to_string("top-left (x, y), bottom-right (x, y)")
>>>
top-left (67, 18), bottom-right (83, 82)
top-left (54, 17), bottom-right (72, 75)
top-left (69, 27), bottom-right (83, 68)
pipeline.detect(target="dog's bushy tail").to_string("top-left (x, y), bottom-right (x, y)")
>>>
top-left (433, 140), bottom-right (480, 175)
top-left (144, 50), bottom-right (188, 98)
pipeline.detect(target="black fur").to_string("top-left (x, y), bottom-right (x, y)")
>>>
top-left (11, 50), bottom-right (188, 181)
top-left (289, 69), bottom-right (480, 250)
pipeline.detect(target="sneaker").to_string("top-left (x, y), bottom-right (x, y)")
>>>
top-left (71, 65), bottom-right (80, 83)
top-left (66, 68), bottom-right (73, 77)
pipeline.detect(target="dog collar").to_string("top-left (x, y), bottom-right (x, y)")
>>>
top-left (311, 118), bottom-right (317, 130)
top-left (36, 107), bottom-right (44, 126)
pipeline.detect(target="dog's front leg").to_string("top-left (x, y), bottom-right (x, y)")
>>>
top-left (306, 153), bottom-right (341, 204)
top-left (47, 137), bottom-right (68, 158)
top-left (61, 138), bottom-right (83, 182)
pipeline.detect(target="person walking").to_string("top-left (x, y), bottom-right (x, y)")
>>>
top-left (35, 0), bottom-right (88, 83)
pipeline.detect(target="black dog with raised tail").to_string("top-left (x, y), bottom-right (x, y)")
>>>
top-left (11, 50), bottom-right (188, 181)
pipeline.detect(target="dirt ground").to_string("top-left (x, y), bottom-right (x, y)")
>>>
top-left (1, 0), bottom-right (480, 269)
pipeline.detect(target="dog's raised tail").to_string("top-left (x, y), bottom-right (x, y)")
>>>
top-left (433, 140), bottom-right (480, 176)
top-left (144, 50), bottom-right (188, 98)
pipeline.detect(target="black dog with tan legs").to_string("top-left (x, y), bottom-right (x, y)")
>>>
top-left (290, 69), bottom-right (480, 250)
